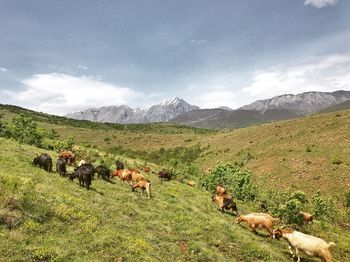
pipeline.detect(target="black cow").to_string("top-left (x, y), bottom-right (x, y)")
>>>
top-left (33, 153), bottom-right (52, 172)
top-left (69, 163), bottom-right (94, 190)
top-left (115, 160), bottom-right (124, 170)
top-left (157, 169), bottom-right (172, 181)
top-left (95, 165), bottom-right (110, 181)
top-left (56, 157), bottom-right (67, 177)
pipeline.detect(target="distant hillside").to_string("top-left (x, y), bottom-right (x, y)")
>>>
top-left (170, 108), bottom-right (298, 129)
top-left (320, 100), bottom-right (350, 113)
top-left (66, 97), bottom-right (199, 124)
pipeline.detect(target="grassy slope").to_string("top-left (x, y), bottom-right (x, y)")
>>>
top-left (0, 138), bottom-right (297, 262)
top-left (8, 106), bottom-right (348, 204)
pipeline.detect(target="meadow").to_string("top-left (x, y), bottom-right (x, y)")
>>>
top-left (0, 104), bottom-right (350, 261)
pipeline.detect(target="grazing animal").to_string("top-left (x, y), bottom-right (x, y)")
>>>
top-left (33, 153), bottom-right (52, 172)
top-left (273, 228), bottom-right (335, 262)
top-left (56, 157), bottom-right (67, 176)
top-left (70, 163), bottom-right (94, 190)
top-left (78, 159), bottom-right (86, 167)
top-left (157, 169), bottom-right (172, 180)
top-left (212, 193), bottom-right (237, 214)
top-left (112, 169), bottom-right (133, 184)
top-left (215, 185), bottom-right (227, 195)
top-left (95, 165), bottom-right (111, 181)
top-left (300, 211), bottom-right (313, 223)
top-left (131, 172), bottom-right (145, 183)
top-left (236, 213), bottom-right (278, 238)
top-left (59, 150), bottom-right (76, 165)
top-left (115, 160), bottom-right (124, 170)
top-left (131, 179), bottom-right (152, 198)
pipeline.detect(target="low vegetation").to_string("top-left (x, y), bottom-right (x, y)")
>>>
top-left (1, 104), bottom-right (350, 261)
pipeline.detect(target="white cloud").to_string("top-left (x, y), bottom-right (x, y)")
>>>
top-left (1, 73), bottom-right (142, 115)
top-left (78, 65), bottom-right (88, 70)
top-left (189, 39), bottom-right (208, 44)
top-left (0, 67), bottom-right (8, 73)
top-left (242, 54), bottom-right (350, 99)
top-left (304, 0), bottom-right (338, 8)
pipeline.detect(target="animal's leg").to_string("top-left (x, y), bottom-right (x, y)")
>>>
top-left (250, 224), bottom-right (257, 234)
top-left (295, 248), bottom-right (300, 262)
top-left (141, 188), bottom-right (144, 196)
top-left (288, 245), bottom-right (294, 256)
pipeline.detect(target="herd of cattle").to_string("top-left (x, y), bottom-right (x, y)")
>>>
top-left (32, 150), bottom-right (336, 262)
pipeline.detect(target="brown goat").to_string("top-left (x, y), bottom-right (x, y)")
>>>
top-left (212, 193), bottom-right (237, 214)
top-left (236, 213), bottom-right (278, 238)
top-left (300, 211), bottom-right (313, 223)
top-left (131, 180), bottom-right (151, 198)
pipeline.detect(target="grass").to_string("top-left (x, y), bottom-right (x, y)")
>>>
top-left (3, 138), bottom-right (348, 261)
top-left (1, 105), bottom-right (350, 260)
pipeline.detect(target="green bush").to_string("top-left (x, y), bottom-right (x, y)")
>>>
top-left (312, 191), bottom-right (334, 221)
top-left (5, 115), bottom-right (42, 146)
top-left (276, 198), bottom-right (304, 226)
top-left (53, 137), bottom-right (75, 152)
top-left (203, 162), bottom-right (256, 201)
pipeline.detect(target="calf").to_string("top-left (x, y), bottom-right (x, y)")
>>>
top-left (95, 165), bottom-right (110, 181)
top-left (33, 153), bottom-right (52, 172)
top-left (56, 157), bottom-right (67, 176)
top-left (131, 179), bottom-right (152, 198)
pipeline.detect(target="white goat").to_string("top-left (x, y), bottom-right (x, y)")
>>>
top-left (273, 228), bottom-right (335, 262)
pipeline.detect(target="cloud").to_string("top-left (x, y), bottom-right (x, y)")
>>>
top-left (242, 54), bottom-right (350, 99)
top-left (304, 0), bottom-right (338, 8)
top-left (78, 65), bottom-right (88, 70)
top-left (1, 73), bottom-right (142, 115)
top-left (0, 67), bottom-right (8, 73)
top-left (189, 39), bottom-right (208, 44)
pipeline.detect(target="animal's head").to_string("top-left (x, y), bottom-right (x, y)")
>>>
top-left (235, 215), bottom-right (244, 224)
top-left (32, 155), bottom-right (40, 165)
top-left (272, 229), bottom-right (283, 240)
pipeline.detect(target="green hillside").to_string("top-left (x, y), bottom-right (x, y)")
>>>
top-left (1, 104), bottom-right (350, 261)
top-left (0, 138), bottom-right (297, 261)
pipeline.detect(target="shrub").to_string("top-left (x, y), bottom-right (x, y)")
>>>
top-left (5, 115), bottom-right (43, 146)
top-left (312, 191), bottom-right (334, 221)
top-left (203, 162), bottom-right (256, 201)
top-left (276, 198), bottom-right (304, 226)
top-left (53, 137), bottom-right (75, 152)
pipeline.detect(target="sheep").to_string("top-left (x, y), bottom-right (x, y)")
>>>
top-left (236, 213), bottom-right (278, 238)
top-left (300, 211), bottom-right (313, 223)
top-left (273, 228), bottom-right (335, 262)
top-left (131, 179), bottom-right (151, 198)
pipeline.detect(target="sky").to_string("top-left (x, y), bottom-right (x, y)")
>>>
top-left (0, 0), bottom-right (349, 115)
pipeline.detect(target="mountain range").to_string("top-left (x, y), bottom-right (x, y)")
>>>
top-left (66, 90), bottom-right (350, 129)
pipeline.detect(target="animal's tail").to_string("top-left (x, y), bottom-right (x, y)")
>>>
top-left (328, 242), bottom-right (336, 247)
